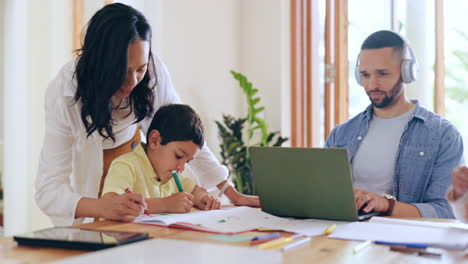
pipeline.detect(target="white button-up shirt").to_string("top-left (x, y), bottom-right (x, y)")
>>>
top-left (35, 55), bottom-right (227, 226)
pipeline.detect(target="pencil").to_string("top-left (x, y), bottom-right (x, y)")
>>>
top-left (281, 237), bottom-right (311, 252)
top-left (353, 240), bottom-right (371, 254)
top-left (324, 224), bottom-right (336, 235)
top-left (258, 234), bottom-right (304, 249)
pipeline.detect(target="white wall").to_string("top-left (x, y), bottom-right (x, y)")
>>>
top-left (4, 0), bottom-right (30, 236)
top-left (3, 0), bottom-right (73, 235)
top-left (155, 0), bottom-right (289, 156)
top-left (405, 0), bottom-right (435, 111)
top-left (156, 0), bottom-right (243, 158)
top-left (0, 0), bottom-right (4, 145)
top-left (0, 0), bottom-right (5, 178)
top-left (2, 0), bottom-right (288, 234)
top-left (239, 0), bottom-right (289, 142)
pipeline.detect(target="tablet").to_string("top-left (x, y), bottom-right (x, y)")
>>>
top-left (14, 227), bottom-right (150, 250)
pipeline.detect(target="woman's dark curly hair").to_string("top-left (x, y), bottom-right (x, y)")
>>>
top-left (74, 3), bottom-right (156, 141)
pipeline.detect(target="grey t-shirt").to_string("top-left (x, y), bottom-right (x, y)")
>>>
top-left (351, 107), bottom-right (415, 195)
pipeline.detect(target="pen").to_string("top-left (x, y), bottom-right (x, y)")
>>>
top-left (251, 232), bottom-right (281, 241)
top-left (353, 240), bottom-right (371, 254)
top-left (172, 171), bottom-right (184, 192)
top-left (124, 188), bottom-right (150, 215)
top-left (250, 236), bottom-right (282, 246)
top-left (374, 241), bottom-right (427, 249)
top-left (376, 241), bottom-right (467, 250)
top-left (390, 246), bottom-right (441, 258)
top-left (281, 237), bottom-right (311, 252)
top-left (258, 234), bottom-right (304, 249)
top-left (324, 224), bottom-right (336, 235)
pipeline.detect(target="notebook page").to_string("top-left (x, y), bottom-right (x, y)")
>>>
top-left (174, 207), bottom-right (288, 233)
top-left (134, 211), bottom-right (200, 225)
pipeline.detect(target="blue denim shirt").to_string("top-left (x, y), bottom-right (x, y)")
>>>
top-left (325, 101), bottom-right (464, 218)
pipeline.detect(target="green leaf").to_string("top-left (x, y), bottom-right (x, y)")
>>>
top-left (253, 107), bottom-right (265, 115)
top-left (251, 97), bottom-right (261, 105)
top-left (216, 70), bottom-right (289, 194)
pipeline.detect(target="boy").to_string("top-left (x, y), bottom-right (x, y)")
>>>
top-left (102, 104), bottom-right (221, 216)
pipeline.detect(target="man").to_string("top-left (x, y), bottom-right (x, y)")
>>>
top-left (325, 30), bottom-right (464, 218)
top-left (447, 166), bottom-right (468, 222)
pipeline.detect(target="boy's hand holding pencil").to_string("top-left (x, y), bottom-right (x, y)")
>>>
top-left (165, 192), bottom-right (194, 213)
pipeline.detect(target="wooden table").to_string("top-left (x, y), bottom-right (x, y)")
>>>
top-left (1, 219), bottom-right (463, 264)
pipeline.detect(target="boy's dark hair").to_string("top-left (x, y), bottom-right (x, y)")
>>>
top-left (361, 30), bottom-right (406, 56)
top-left (147, 104), bottom-right (204, 148)
top-left (74, 3), bottom-right (156, 142)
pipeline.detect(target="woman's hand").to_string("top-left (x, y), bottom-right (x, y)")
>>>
top-left (97, 192), bottom-right (147, 222)
top-left (231, 193), bottom-right (261, 207)
top-left (353, 189), bottom-right (388, 213)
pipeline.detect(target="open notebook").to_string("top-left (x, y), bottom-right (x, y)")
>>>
top-left (134, 207), bottom-right (286, 234)
top-left (134, 206), bottom-right (344, 235)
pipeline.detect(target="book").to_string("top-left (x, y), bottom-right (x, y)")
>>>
top-left (134, 206), bottom-right (346, 236)
top-left (134, 206), bottom-right (287, 234)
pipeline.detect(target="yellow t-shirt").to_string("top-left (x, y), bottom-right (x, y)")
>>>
top-left (102, 143), bottom-right (196, 198)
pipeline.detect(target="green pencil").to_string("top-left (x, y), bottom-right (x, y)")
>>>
top-left (172, 171), bottom-right (184, 192)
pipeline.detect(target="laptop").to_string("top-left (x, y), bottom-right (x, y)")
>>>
top-left (250, 147), bottom-right (378, 221)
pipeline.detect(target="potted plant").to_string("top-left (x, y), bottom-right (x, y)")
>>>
top-left (215, 71), bottom-right (288, 195)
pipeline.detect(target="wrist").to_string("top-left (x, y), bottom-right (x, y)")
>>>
top-left (224, 186), bottom-right (240, 203)
top-left (148, 197), bottom-right (167, 213)
top-left (91, 197), bottom-right (104, 219)
top-left (217, 181), bottom-right (233, 198)
top-left (76, 197), bottom-right (102, 219)
top-left (380, 193), bottom-right (396, 216)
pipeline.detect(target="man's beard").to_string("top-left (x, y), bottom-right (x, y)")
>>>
top-left (367, 80), bottom-right (403, 109)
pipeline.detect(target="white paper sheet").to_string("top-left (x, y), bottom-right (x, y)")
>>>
top-left (329, 221), bottom-right (468, 248)
top-left (370, 216), bottom-right (468, 230)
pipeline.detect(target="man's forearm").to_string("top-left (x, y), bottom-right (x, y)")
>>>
top-left (391, 202), bottom-right (421, 217)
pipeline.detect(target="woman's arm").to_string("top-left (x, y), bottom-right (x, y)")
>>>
top-left (35, 77), bottom-right (83, 226)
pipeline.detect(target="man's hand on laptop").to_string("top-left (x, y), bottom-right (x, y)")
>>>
top-left (354, 189), bottom-right (389, 214)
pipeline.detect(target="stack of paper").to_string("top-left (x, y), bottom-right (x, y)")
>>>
top-left (329, 217), bottom-right (468, 249)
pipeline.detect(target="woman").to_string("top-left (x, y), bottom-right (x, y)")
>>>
top-left (35, 3), bottom-right (259, 226)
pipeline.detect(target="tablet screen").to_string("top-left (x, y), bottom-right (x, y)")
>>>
top-left (14, 227), bottom-right (150, 250)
